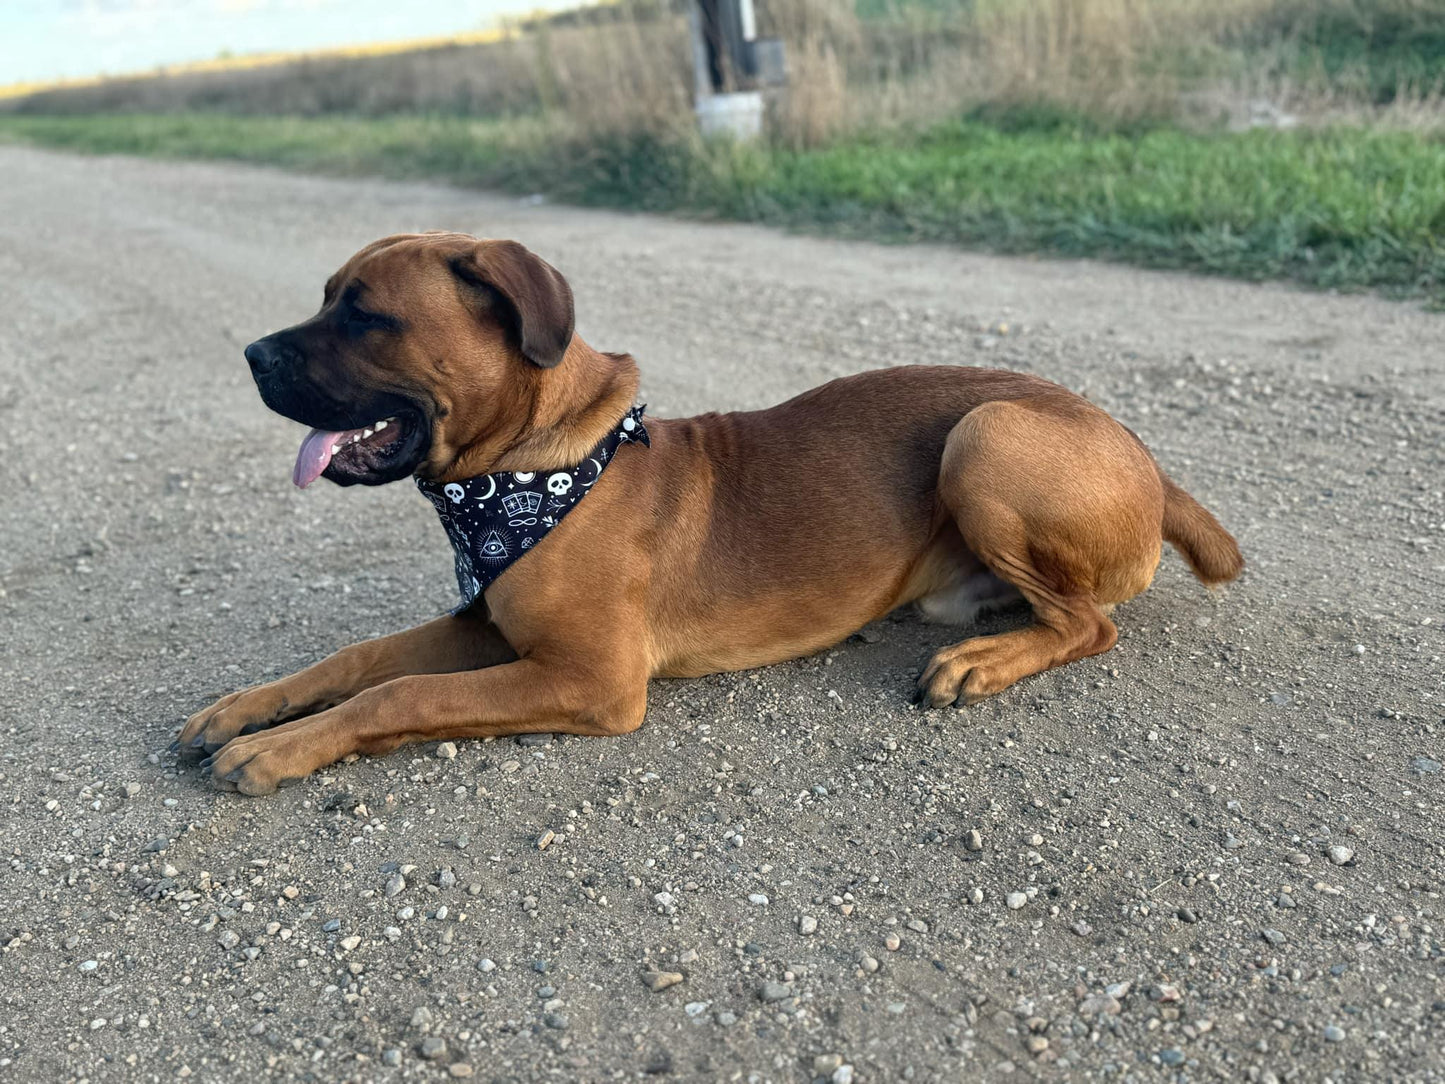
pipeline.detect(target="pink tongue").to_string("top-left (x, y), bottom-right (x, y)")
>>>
top-left (293, 427), bottom-right (345, 488)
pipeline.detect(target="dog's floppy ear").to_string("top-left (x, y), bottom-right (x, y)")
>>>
top-left (449, 240), bottom-right (575, 369)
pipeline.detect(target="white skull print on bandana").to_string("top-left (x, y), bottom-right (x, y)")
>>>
top-left (416, 406), bottom-right (649, 613)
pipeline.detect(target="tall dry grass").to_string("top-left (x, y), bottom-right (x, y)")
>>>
top-left (7, 0), bottom-right (1443, 144)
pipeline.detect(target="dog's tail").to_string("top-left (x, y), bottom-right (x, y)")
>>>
top-left (1159, 471), bottom-right (1243, 586)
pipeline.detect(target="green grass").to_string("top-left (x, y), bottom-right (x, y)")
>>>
top-left (4, 111), bottom-right (1445, 299)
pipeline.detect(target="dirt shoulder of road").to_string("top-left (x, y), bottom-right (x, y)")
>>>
top-left (0, 147), bottom-right (1441, 1083)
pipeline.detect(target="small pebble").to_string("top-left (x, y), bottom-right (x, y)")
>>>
top-left (758, 981), bottom-right (792, 1003)
top-left (419, 1036), bottom-right (446, 1060)
top-left (1006, 892), bottom-right (1027, 910)
top-left (436, 742), bottom-right (457, 760)
top-left (385, 873), bottom-right (406, 898)
top-left (798, 915), bottom-right (818, 935)
top-left (642, 970), bottom-right (684, 992)
top-left (1328, 845), bottom-right (1353, 866)
top-left (964, 829), bottom-right (983, 852)
top-left (1324, 1025), bottom-right (1345, 1042)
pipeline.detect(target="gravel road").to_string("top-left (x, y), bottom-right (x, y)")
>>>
top-left (1, 145), bottom-right (1442, 1083)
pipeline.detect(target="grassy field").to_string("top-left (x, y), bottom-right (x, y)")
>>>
top-left (5, 110), bottom-right (1443, 299)
top-left (4, 0), bottom-right (1443, 299)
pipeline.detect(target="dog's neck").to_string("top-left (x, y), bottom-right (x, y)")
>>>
top-left (440, 337), bottom-right (642, 482)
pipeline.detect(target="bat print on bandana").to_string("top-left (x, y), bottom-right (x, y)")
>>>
top-left (416, 406), bottom-right (649, 613)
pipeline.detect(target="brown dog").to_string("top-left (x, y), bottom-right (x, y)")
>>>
top-left (178, 232), bottom-right (1242, 795)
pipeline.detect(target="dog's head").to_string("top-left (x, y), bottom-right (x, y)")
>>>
top-left (244, 232), bottom-right (575, 488)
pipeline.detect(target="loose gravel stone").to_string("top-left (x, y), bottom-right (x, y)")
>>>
top-left (1006, 892), bottom-right (1027, 910)
top-left (758, 981), bottom-right (792, 1002)
top-left (798, 915), bottom-right (818, 935)
top-left (964, 829), bottom-right (983, 851)
top-left (436, 742), bottom-right (458, 760)
top-left (1328, 845), bottom-right (1353, 866)
top-left (642, 971), bottom-right (684, 992)
top-left (419, 1036), bottom-right (446, 1060)
top-left (384, 873), bottom-right (406, 898)
top-left (1325, 1025), bottom-right (1346, 1042)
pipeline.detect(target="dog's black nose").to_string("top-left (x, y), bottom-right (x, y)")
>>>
top-left (245, 338), bottom-right (288, 376)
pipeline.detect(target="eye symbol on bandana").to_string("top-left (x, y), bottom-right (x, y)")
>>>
top-left (477, 529), bottom-right (512, 561)
top-left (444, 483), bottom-right (465, 504)
top-left (501, 490), bottom-right (542, 526)
top-left (547, 473), bottom-right (574, 497)
top-left (513, 471), bottom-right (536, 484)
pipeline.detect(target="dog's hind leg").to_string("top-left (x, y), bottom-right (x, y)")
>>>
top-left (917, 395), bottom-right (1164, 707)
top-left (177, 612), bottom-right (514, 755)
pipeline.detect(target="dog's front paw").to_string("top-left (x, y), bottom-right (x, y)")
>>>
top-left (200, 722), bottom-right (331, 796)
top-left (175, 684), bottom-right (293, 757)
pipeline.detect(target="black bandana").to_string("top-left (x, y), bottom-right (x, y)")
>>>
top-left (416, 406), bottom-right (649, 612)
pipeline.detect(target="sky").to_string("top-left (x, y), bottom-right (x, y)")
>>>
top-left (0, 0), bottom-right (583, 86)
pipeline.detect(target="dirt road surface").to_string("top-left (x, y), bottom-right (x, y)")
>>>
top-left (1, 145), bottom-right (1442, 1083)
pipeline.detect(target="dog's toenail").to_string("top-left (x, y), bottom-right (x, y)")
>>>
top-left (190, 735), bottom-right (206, 748)
top-left (225, 769), bottom-right (244, 783)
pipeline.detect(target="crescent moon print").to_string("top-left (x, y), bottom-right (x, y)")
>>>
top-left (415, 405), bottom-right (649, 615)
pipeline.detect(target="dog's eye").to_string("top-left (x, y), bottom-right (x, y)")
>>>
top-left (343, 305), bottom-right (394, 334)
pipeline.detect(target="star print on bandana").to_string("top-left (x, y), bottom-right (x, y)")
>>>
top-left (416, 406), bottom-right (649, 613)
